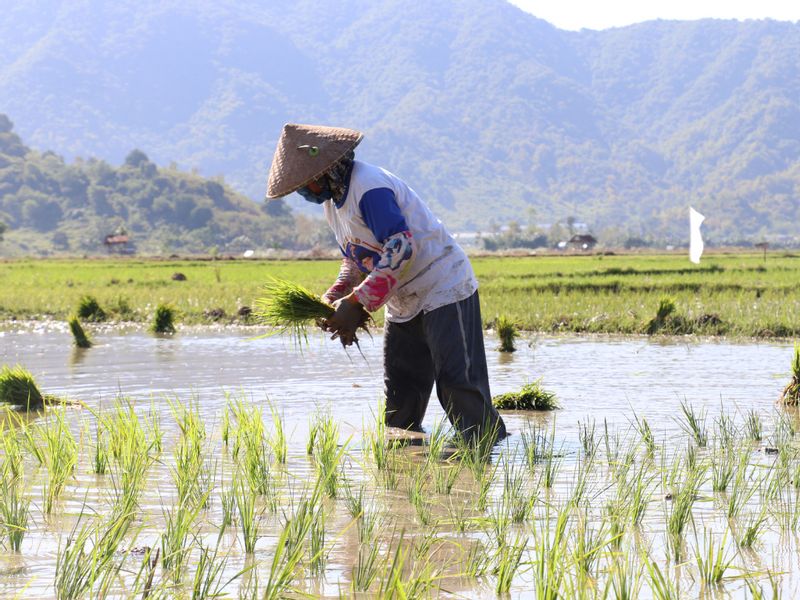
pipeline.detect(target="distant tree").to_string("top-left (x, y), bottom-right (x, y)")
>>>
top-left (0, 221), bottom-right (6, 241)
top-left (481, 219), bottom-right (548, 251)
top-left (125, 149), bottom-right (150, 168)
top-left (21, 198), bottom-right (62, 232)
top-left (59, 169), bottom-right (90, 207)
top-left (0, 114), bottom-right (12, 133)
top-left (0, 129), bottom-right (27, 157)
top-left (52, 230), bottom-right (69, 249)
top-left (566, 216), bottom-right (577, 236)
top-left (205, 180), bottom-right (232, 209)
top-left (23, 162), bottom-right (48, 189)
top-left (88, 159), bottom-right (117, 187)
top-left (525, 207), bottom-right (539, 236)
top-left (149, 197), bottom-right (173, 223)
top-left (293, 214), bottom-right (335, 248)
top-left (124, 149), bottom-right (156, 177)
top-left (623, 237), bottom-right (652, 249)
top-left (88, 186), bottom-right (114, 216)
top-left (188, 205), bottom-right (213, 228)
top-left (262, 198), bottom-right (292, 218)
top-left (174, 195), bottom-right (197, 222)
top-left (549, 222), bottom-right (567, 245)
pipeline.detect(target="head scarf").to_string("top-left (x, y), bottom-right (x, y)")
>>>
top-left (297, 150), bottom-right (355, 205)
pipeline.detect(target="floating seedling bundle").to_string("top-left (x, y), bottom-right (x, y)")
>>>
top-left (0, 365), bottom-right (44, 409)
top-left (492, 379), bottom-right (559, 411)
top-left (494, 315), bottom-right (517, 353)
top-left (254, 279), bottom-right (369, 345)
top-left (77, 295), bottom-right (107, 322)
top-left (151, 304), bottom-right (177, 334)
top-left (68, 315), bottom-right (93, 348)
top-left (780, 343), bottom-right (800, 405)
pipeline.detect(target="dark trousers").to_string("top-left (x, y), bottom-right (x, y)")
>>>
top-left (383, 291), bottom-right (507, 442)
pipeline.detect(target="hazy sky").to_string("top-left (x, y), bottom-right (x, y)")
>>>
top-left (509, 0), bottom-right (800, 30)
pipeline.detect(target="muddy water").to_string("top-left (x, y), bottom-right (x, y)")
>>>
top-left (0, 325), bottom-right (796, 598)
top-left (1, 327), bottom-right (791, 438)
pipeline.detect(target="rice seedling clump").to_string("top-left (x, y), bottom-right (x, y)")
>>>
top-left (254, 279), bottom-right (335, 341)
top-left (68, 316), bottom-right (93, 348)
top-left (151, 304), bottom-right (177, 334)
top-left (646, 296), bottom-right (679, 334)
top-left (492, 379), bottom-right (558, 410)
top-left (495, 315), bottom-right (517, 352)
top-left (255, 278), bottom-right (369, 344)
top-left (780, 343), bottom-right (800, 405)
top-left (77, 295), bottom-right (107, 322)
top-left (0, 365), bottom-right (44, 409)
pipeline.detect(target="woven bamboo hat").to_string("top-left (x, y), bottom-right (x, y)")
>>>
top-left (265, 123), bottom-right (363, 199)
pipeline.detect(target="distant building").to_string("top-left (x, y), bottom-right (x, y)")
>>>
top-left (567, 234), bottom-right (597, 251)
top-left (103, 234), bottom-right (134, 254)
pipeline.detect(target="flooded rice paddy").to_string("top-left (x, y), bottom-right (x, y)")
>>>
top-left (0, 324), bottom-right (797, 598)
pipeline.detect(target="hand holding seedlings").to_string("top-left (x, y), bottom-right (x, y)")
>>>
top-left (323, 294), bottom-right (370, 347)
top-left (255, 278), bottom-right (370, 348)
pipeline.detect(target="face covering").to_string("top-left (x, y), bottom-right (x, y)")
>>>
top-left (296, 181), bottom-right (332, 204)
top-left (296, 151), bottom-right (355, 205)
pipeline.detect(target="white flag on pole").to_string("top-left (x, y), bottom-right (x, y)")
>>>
top-left (689, 206), bottom-right (705, 264)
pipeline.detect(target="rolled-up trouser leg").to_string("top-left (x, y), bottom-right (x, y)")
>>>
top-left (383, 314), bottom-right (435, 431)
top-left (422, 291), bottom-right (506, 442)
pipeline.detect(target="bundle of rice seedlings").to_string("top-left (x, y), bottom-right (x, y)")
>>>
top-left (68, 315), bottom-right (93, 348)
top-left (77, 295), bottom-right (107, 322)
top-left (151, 304), bottom-right (177, 334)
top-left (0, 365), bottom-right (44, 409)
top-left (254, 278), bottom-right (369, 344)
top-left (492, 379), bottom-right (559, 411)
top-left (495, 315), bottom-right (517, 353)
top-left (780, 343), bottom-right (800, 405)
top-left (645, 296), bottom-right (677, 334)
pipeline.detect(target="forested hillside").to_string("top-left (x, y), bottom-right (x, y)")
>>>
top-left (0, 115), bottom-right (317, 255)
top-left (0, 0), bottom-right (798, 245)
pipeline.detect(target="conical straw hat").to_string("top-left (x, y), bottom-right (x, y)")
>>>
top-left (266, 123), bottom-right (363, 199)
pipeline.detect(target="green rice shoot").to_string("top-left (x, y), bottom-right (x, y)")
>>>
top-left (495, 315), bottom-right (517, 353)
top-left (492, 379), bottom-right (559, 411)
top-left (151, 304), bottom-right (177, 334)
top-left (254, 279), bottom-right (335, 343)
top-left (646, 296), bottom-right (677, 334)
top-left (0, 365), bottom-right (44, 409)
top-left (780, 343), bottom-right (800, 405)
top-left (68, 315), bottom-right (93, 348)
top-left (77, 295), bottom-right (107, 322)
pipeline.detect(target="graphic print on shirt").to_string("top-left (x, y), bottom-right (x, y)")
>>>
top-left (377, 231), bottom-right (414, 271)
top-left (353, 231), bottom-right (415, 312)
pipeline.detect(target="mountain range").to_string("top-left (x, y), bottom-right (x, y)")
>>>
top-left (1, 0), bottom-right (798, 245)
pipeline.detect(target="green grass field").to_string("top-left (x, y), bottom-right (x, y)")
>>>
top-left (1, 252), bottom-right (798, 337)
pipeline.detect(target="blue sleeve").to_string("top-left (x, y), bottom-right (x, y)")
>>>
top-left (358, 187), bottom-right (409, 244)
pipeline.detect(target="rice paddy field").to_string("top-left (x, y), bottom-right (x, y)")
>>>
top-left (1, 321), bottom-right (799, 598)
top-left (1, 251), bottom-right (799, 337)
top-left (1, 252), bottom-right (800, 598)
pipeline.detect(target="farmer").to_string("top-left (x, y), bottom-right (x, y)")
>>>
top-left (265, 123), bottom-right (506, 445)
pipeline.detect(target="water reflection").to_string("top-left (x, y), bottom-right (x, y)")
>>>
top-left (68, 346), bottom-right (89, 367)
top-left (497, 351), bottom-right (515, 365)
